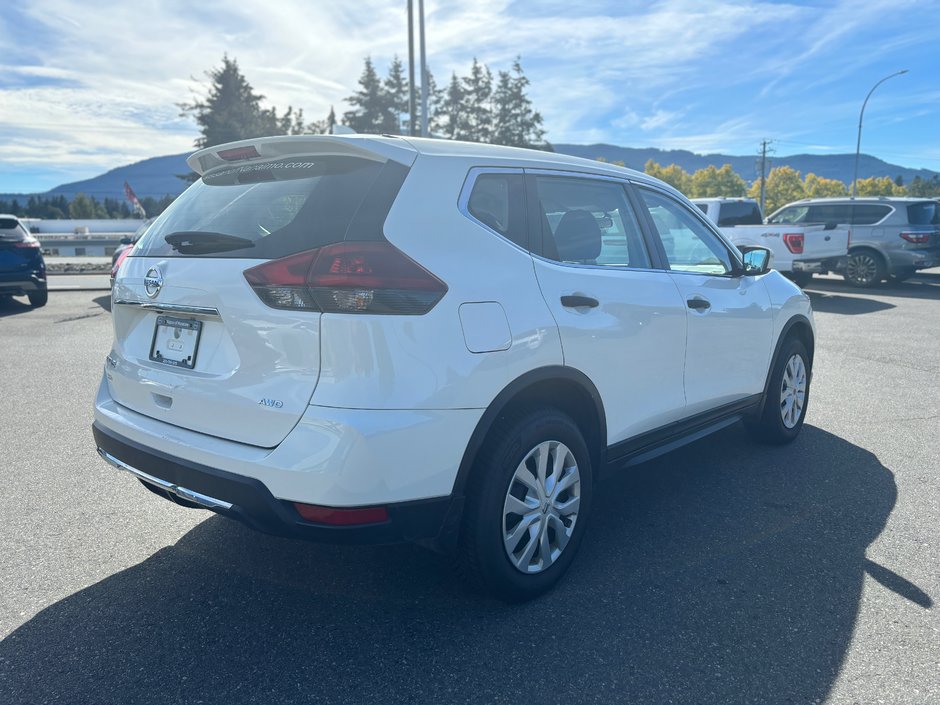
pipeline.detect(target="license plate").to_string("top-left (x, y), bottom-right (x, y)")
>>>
top-left (149, 315), bottom-right (202, 369)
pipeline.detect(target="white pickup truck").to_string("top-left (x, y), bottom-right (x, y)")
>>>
top-left (692, 198), bottom-right (850, 284)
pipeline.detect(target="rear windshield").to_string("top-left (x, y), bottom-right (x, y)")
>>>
top-left (907, 202), bottom-right (940, 226)
top-left (0, 218), bottom-right (28, 241)
top-left (716, 201), bottom-right (762, 227)
top-left (134, 156), bottom-right (409, 258)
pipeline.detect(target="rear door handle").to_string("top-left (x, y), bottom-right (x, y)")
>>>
top-left (687, 298), bottom-right (711, 311)
top-left (561, 295), bottom-right (599, 308)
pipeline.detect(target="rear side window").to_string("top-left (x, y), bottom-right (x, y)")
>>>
top-left (533, 176), bottom-right (651, 268)
top-left (0, 218), bottom-right (28, 241)
top-left (716, 201), bottom-right (762, 227)
top-left (907, 202), bottom-right (940, 225)
top-left (134, 156), bottom-right (408, 258)
top-left (851, 205), bottom-right (891, 225)
top-left (467, 173), bottom-right (527, 249)
top-left (768, 206), bottom-right (808, 224)
top-left (694, 203), bottom-right (709, 215)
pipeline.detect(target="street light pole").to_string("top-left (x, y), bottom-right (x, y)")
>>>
top-left (418, 0), bottom-right (428, 137)
top-left (852, 69), bottom-right (908, 198)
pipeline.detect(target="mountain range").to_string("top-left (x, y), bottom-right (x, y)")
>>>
top-left (2, 145), bottom-right (937, 201)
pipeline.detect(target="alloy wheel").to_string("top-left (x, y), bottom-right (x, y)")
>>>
top-left (502, 440), bottom-right (581, 574)
top-left (780, 353), bottom-right (807, 429)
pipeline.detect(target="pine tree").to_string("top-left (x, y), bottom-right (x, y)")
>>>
top-left (458, 59), bottom-right (493, 142)
top-left (491, 58), bottom-right (545, 148)
top-left (343, 57), bottom-right (397, 134)
top-left (384, 56), bottom-right (408, 134)
top-left (179, 55), bottom-right (303, 149)
top-left (439, 72), bottom-right (464, 140)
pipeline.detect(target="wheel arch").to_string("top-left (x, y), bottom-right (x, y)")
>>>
top-left (759, 314), bottom-right (814, 415)
top-left (452, 366), bottom-right (607, 499)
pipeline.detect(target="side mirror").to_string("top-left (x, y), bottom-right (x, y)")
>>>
top-left (119, 236), bottom-right (132, 245)
top-left (740, 246), bottom-right (772, 276)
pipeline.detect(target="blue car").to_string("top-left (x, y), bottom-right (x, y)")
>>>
top-left (0, 215), bottom-right (47, 307)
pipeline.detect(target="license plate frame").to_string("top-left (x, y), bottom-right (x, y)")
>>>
top-left (149, 315), bottom-right (203, 369)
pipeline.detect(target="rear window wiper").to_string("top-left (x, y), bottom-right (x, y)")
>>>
top-left (164, 231), bottom-right (256, 254)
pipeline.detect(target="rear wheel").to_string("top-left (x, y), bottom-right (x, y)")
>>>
top-left (27, 289), bottom-right (48, 307)
top-left (746, 337), bottom-right (810, 445)
top-left (458, 408), bottom-right (593, 602)
top-left (843, 249), bottom-right (885, 287)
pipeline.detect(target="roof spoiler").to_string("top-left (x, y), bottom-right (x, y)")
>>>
top-left (187, 135), bottom-right (418, 176)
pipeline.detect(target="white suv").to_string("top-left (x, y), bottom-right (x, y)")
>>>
top-left (94, 135), bottom-right (815, 601)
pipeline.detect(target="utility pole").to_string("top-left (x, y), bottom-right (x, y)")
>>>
top-left (758, 139), bottom-right (771, 214)
top-left (418, 0), bottom-right (428, 137)
top-left (407, 0), bottom-right (416, 136)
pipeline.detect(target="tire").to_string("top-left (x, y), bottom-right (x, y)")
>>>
top-left (27, 289), bottom-right (48, 308)
top-left (843, 249), bottom-right (885, 288)
top-left (458, 407), bottom-right (593, 602)
top-left (746, 337), bottom-right (810, 445)
top-left (889, 267), bottom-right (916, 283)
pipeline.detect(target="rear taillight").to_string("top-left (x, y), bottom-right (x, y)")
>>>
top-left (783, 233), bottom-right (804, 254)
top-left (14, 238), bottom-right (40, 249)
top-left (293, 502), bottom-right (389, 526)
top-left (244, 242), bottom-right (447, 315)
top-left (900, 231), bottom-right (931, 244)
top-left (111, 248), bottom-right (131, 278)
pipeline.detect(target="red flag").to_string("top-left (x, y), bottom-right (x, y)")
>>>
top-left (124, 181), bottom-right (146, 217)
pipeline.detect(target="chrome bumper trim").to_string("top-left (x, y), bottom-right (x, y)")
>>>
top-left (112, 300), bottom-right (221, 319)
top-left (97, 447), bottom-right (234, 510)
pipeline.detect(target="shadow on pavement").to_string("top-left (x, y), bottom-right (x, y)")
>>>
top-left (92, 294), bottom-right (112, 313)
top-left (805, 271), bottom-right (940, 302)
top-left (0, 425), bottom-right (923, 704)
top-left (0, 295), bottom-right (35, 318)
top-left (805, 291), bottom-right (894, 315)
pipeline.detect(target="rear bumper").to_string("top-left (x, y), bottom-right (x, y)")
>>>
top-left (93, 421), bottom-right (459, 546)
top-left (0, 271), bottom-right (46, 295)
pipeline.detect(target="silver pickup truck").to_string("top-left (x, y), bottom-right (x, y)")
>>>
top-left (692, 198), bottom-right (850, 286)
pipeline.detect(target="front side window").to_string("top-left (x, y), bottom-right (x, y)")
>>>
top-left (638, 188), bottom-right (733, 275)
top-left (533, 176), bottom-right (651, 268)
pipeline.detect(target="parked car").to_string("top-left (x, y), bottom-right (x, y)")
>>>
top-left (692, 197), bottom-right (850, 286)
top-left (0, 213), bottom-right (48, 307)
top-left (766, 197), bottom-right (940, 286)
top-left (111, 218), bottom-right (153, 265)
top-left (94, 135), bottom-right (815, 601)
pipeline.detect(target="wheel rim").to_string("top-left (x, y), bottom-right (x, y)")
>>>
top-left (846, 253), bottom-right (878, 285)
top-left (779, 353), bottom-right (807, 429)
top-left (502, 440), bottom-right (581, 574)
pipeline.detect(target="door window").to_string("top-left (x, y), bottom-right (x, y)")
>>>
top-left (637, 188), bottom-right (734, 275)
top-left (533, 176), bottom-right (651, 268)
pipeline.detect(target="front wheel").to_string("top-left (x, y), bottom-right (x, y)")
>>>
top-left (458, 408), bottom-right (593, 602)
top-left (746, 337), bottom-right (810, 445)
top-left (843, 250), bottom-right (885, 287)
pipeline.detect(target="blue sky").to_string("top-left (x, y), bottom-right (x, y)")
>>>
top-left (0, 0), bottom-right (938, 194)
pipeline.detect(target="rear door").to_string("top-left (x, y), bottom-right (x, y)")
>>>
top-left (634, 185), bottom-right (774, 414)
top-left (109, 146), bottom-right (414, 448)
top-left (526, 171), bottom-right (688, 444)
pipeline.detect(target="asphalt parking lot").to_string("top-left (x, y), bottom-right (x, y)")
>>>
top-left (1, 272), bottom-right (938, 705)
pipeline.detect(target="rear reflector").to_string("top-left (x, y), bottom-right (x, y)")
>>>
top-left (244, 242), bottom-right (447, 314)
top-left (783, 232), bottom-right (804, 254)
top-left (293, 502), bottom-right (389, 526)
top-left (217, 145), bottom-right (261, 161)
top-left (900, 231), bottom-right (931, 244)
